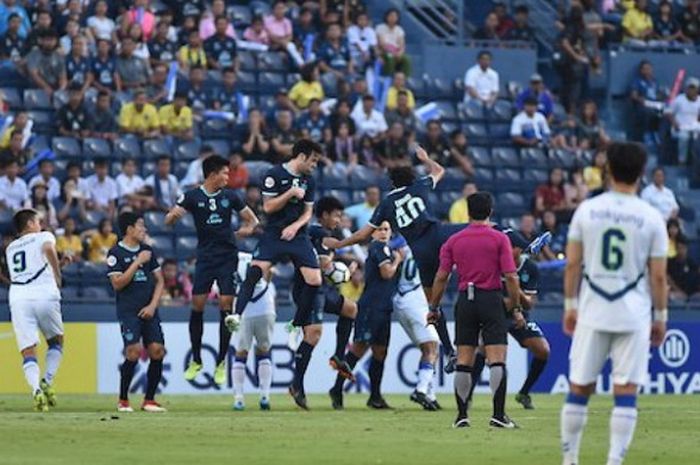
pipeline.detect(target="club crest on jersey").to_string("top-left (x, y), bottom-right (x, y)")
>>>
top-left (264, 176), bottom-right (275, 189)
top-left (221, 198), bottom-right (230, 208)
top-left (106, 255), bottom-right (117, 267)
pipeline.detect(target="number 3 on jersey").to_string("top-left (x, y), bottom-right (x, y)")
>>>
top-left (395, 194), bottom-right (426, 228)
top-left (602, 228), bottom-right (625, 271)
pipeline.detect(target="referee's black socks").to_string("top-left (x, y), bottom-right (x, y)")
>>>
top-left (489, 362), bottom-right (507, 418)
top-left (454, 365), bottom-right (472, 418)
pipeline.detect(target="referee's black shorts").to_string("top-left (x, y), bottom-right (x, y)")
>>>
top-left (454, 288), bottom-right (508, 346)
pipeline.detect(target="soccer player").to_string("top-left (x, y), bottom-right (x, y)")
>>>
top-left (107, 212), bottom-right (167, 413)
top-left (324, 145), bottom-right (460, 371)
top-left (232, 252), bottom-right (276, 411)
top-left (229, 139), bottom-right (323, 410)
top-left (165, 155), bottom-right (259, 385)
top-left (560, 142), bottom-right (668, 465)
top-left (390, 235), bottom-right (440, 410)
top-left (6, 209), bottom-right (65, 411)
top-left (468, 230), bottom-right (550, 410)
top-left (329, 221), bottom-right (404, 410)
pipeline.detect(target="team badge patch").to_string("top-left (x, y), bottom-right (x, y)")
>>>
top-left (106, 255), bottom-right (117, 267)
top-left (383, 246), bottom-right (390, 256)
top-left (221, 198), bottom-right (230, 208)
top-left (264, 176), bottom-right (275, 189)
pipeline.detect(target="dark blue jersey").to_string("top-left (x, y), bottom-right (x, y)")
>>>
top-left (369, 175), bottom-right (439, 242)
top-left (358, 240), bottom-right (396, 311)
top-left (213, 86), bottom-right (244, 114)
top-left (148, 38), bottom-right (177, 63)
top-left (204, 35), bottom-right (237, 68)
top-left (92, 56), bottom-right (116, 89)
top-left (107, 242), bottom-right (160, 314)
top-left (176, 186), bottom-right (247, 255)
top-left (261, 164), bottom-right (316, 233)
top-left (502, 256), bottom-right (539, 297)
top-left (66, 54), bottom-right (92, 86)
top-left (308, 224), bottom-right (332, 258)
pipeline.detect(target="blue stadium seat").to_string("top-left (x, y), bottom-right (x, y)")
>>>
top-left (205, 139), bottom-right (230, 157)
top-left (246, 160), bottom-right (273, 184)
top-left (52, 90), bottom-right (69, 110)
top-left (322, 164), bottom-right (350, 189)
top-left (439, 167), bottom-right (467, 190)
top-left (491, 100), bottom-right (514, 122)
top-left (430, 77), bottom-right (453, 99)
top-left (141, 160), bottom-right (156, 178)
top-left (62, 262), bottom-right (82, 281)
top-left (175, 140), bottom-right (201, 160)
top-left (229, 5), bottom-right (252, 26)
top-left (81, 262), bottom-right (109, 283)
top-left (348, 165), bottom-right (380, 188)
top-left (112, 91), bottom-right (133, 110)
top-left (152, 234), bottom-right (176, 259)
top-left (492, 147), bottom-right (520, 167)
top-left (258, 53), bottom-right (286, 71)
top-left (52, 136), bottom-right (82, 159)
top-left (28, 135), bottom-right (50, 154)
top-left (176, 236), bottom-right (198, 261)
top-left (143, 138), bottom-right (172, 159)
top-left (473, 168), bottom-right (494, 187)
top-left (258, 95), bottom-right (276, 114)
top-left (62, 286), bottom-right (81, 299)
top-left (174, 213), bottom-right (196, 235)
top-left (519, 147), bottom-right (548, 168)
top-left (83, 286), bottom-right (111, 299)
top-left (496, 192), bottom-right (527, 216)
top-left (174, 160), bottom-right (190, 179)
top-left (1, 87), bottom-right (22, 109)
top-left (463, 123), bottom-right (487, 138)
top-left (250, 1), bottom-right (270, 17)
top-left (28, 110), bottom-right (55, 134)
top-left (238, 51), bottom-right (257, 71)
top-left (113, 137), bottom-right (142, 159)
top-left (523, 169), bottom-right (549, 190)
top-left (489, 124), bottom-right (510, 138)
top-left (494, 168), bottom-right (522, 184)
top-left (259, 72), bottom-right (286, 93)
top-left (436, 101), bottom-right (458, 121)
top-left (144, 211), bottom-right (167, 234)
top-left (468, 146), bottom-right (492, 166)
top-left (286, 73), bottom-right (301, 87)
top-left (0, 209), bottom-right (14, 234)
top-left (350, 189), bottom-right (365, 204)
top-left (325, 189), bottom-right (351, 205)
top-left (84, 210), bottom-right (106, 229)
top-left (406, 75), bottom-right (425, 97)
top-left (202, 118), bottom-right (231, 139)
top-left (461, 100), bottom-right (485, 121)
top-left (548, 148), bottom-right (577, 169)
top-left (441, 190), bottom-right (463, 206)
top-left (82, 138), bottom-right (112, 158)
top-left (237, 72), bottom-right (257, 92)
top-left (23, 89), bottom-right (52, 110)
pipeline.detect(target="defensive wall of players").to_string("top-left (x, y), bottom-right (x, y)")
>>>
top-left (1, 318), bottom-right (698, 396)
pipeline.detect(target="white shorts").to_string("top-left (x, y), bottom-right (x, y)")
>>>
top-left (235, 314), bottom-right (275, 353)
top-left (393, 288), bottom-right (439, 346)
top-left (568, 324), bottom-right (650, 386)
top-left (10, 299), bottom-right (64, 351)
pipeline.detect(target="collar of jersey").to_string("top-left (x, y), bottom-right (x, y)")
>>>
top-left (387, 186), bottom-right (406, 195)
top-left (118, 241), bottom-right (140, 252)
top-left (199, 185), bottom-right (221, 197)
top-left (517, 255), bottom-right (527, 272)
top-left (282, 163), bottom-right (300, 177)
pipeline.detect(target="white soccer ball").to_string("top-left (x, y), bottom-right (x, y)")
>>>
top-left (325, 261), bottom-right (351, 285)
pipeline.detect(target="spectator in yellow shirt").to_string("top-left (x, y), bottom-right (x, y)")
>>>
top-left (178, 29), bottom-right (207, 72)
top-left (339, 266), bottom-right (364, 302)
top-left (622, 0), bottom-right (653, 42)
top-left (583, 150), bottom-right (606, 190)
top-left (448, 182), bottom-right (477, 224)
top-left (119, 89), bottom-right (161, 138)
top-left (385, 71), bottom-right (415, 111)
top-left (86, 218), bottom-right (117, 263)
top-left (159, 91), bottom-right (194, 140)
top-left (55, 217), bottom-right (83, 261)
top-left (288, 63), bottom-right (324, 110)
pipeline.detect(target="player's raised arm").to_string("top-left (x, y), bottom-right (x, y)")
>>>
top-left (562, 240), bottom-right (583, 336)
top-left (235, 206), bottom-right (260, 238)
top-left (415, 144), bottom-right (445, 185)
top-left (262, 185), bottom-right (305, 214)
top-left (326, 223), bottom-right (375, 250)
top-left (43, 240), bottom-right (62, 288)
top-left (164, 204), bottom-right (187, 226)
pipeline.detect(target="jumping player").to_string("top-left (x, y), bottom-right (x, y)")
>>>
top-left (229, 139), bottom-right (323, 410)
top-left (329, 221), bottom-right (404, 410)
top-left (560, 142), bottom-right (668, 465)
top-left (232, 252), bottom-right (276, 411)
top-left (108, 212), bottom-right (167, 412)
top-left (165, 155), bottom-right (259, 385)
top-left (6, 209), bottom-right (65, 411)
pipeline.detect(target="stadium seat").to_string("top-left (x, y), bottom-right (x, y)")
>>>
top-left (439, 167), bottom-right (466, 190)
top-left (461, 100), bottom-right (485, 121)
top-left (202, 118), bottom-right (231, 139)
top-left (491, 147), bottom-right (520, 167)
top-left (494, 168), bottom-right (522, 184)
top-left (143, 138), bottom-right (172, 159)
top-left (286, 73), bottom-right (301, 87)
top-left (174, 213), bottom-right (196, 235)
top-left (113, 136), bottom-right (142, 159)
top-left (61, 286), bottom-right (81, 299)
top-left (229, 5), bottom-right (252, 26)
top-left (238, 51), bottom-right (257, 71)
top-left (237, 72), bottom-right (257, 92)
top-left (238, 237), bottom-right (259, 253)
top-left (176, 236), bottom-right (198, 261)
top-left (259, 72), bottom-right (286, 92)
top-left (430, 77), bottom-right (453, 99)
top-left (463, 123), bottom-right (487, 138)
top-left (27, 110), bottom-right (55, 134)
top-left (81, 262), bottom-right (109, 283)
top-left (250, 1), bottom-right (270, 16)
top-left (435, 101), bottom-right (458, 121)
top-left (141, 160), bottom-right (155, 178)
top-left (258, 53), bottom-right (286, 71)
top-left (246, 160), bottom-right (273, 184)
top-left (174, 160), bottom-right (190, 179)
top-left (325, 189), bottom-right (351, 205)
top-left (519, 147), bottom-right (548, 168)
top-left (205, 139), bottom-right (231, 157)
top-left (489, 124), bottom-right (511, 138)
top-left (468, 146), bottom-right (492, 166)
top-left (406, 75), bottom-right (425, 97)
top-left (82, 138), bottom-right (112, 159)
top-left (322, 164), bottom-right (350, 189)
top-left (52, 90), bottom-right (69, 110)
top-left (496, 192), bottom-right (527, 216)
top-left (348, 165), bottom-right (380, 188)
top-left (82, 286), bottom-right (111, 299)
top-left (548, 148), bottom-right (577, 169)
top-left (473, 168), bottom-right (494, 187)
top-left (0, 209), bottom-right (14, 234)
top-left (84, 210), bottom-right (106, 229)
top-left (51, 137), bottom-right (82, 159)
top-left (491, 100), bottom-right (514, 122)
top-left (28, 135), bottom-right (50, 154)
top-left (0, 87), bottom-right (22, 109)
top-left (144, 211), bottom-right (167, 234)
top-left (152, 234), bottom-right (176, 259)
top-left (523, 169), bottom-right (549, 190)
top-left (23, 89), bottom-right (52, 110)
top-left (175, 140), bottom-right (201, 160)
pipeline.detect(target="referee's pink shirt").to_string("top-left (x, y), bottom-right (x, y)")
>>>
top-left (438, 224), bottom-right (516, 291)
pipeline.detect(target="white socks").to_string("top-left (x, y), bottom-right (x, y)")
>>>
top-left (561, 393), bottom-right (589, 465)
top-left (232, 358), bottom-right (246, 399)
top-left (416, 361), bottom-right (433, 395)
top-left (607, 396), bottom-right (638, 465)
top-left (23, 356), bottom-right (41, 393)
top-left (44, 343), bottom-right (63, 385)
top-left (258, 357), bottom-right (272, 400)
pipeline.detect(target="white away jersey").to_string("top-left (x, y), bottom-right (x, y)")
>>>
top-left (568, 191), bottom-right (668, 331)
top-left (237, 252), bottom-right (276, 318)
top-left (6, 231), bottom-right (61, 302)
top-left (397, 248), bottom-right (422, 295)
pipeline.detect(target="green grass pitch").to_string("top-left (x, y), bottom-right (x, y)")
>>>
top-left (0, 393), bottom-right (697, 464)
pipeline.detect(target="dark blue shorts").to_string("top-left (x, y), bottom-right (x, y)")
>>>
top-left (118, 311), bottom-right (165, 347)
top-left (410, 223), bottom-right (467, 287)
top-left (508, 311), bottom-right (545, 347)
top-left (193, 252), bottom-right (238, 296)
top-left (354, 301), bottom-right (391, 346)
top-left (254, 230), bottom-right (319, 269)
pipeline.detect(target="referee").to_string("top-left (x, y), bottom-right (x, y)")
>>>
top-left (428, 192), bottom-right (524, 429)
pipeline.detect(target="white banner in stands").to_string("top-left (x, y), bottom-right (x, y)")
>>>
top-left (97, 323), bottom-right (528, 395)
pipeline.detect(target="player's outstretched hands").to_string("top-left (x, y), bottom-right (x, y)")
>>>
top-left (281, 224), bottom-right (299, 241)
top-left (136, 250), bottom-right (152, 265)
top-left (138, 305), bottom-right (156, 320)
top-left (289, 186), bottom-right (306, 199)
top-left (563, 309), bottom-right (577, 337)
top-left (651, 320), bottom-right (666, 348)
top-left (323, 237), bottom-right (341, 250)
top-left (414, 144), bottom-right (429, 163)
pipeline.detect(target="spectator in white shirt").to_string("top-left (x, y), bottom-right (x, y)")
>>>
top-left (87, 0), bottom-right (116, 41)
top-left (180, 145), bottom-right (214, 190)
top-left (666, 78), bottom-right (700, 165)
top-left (352, 94), bottom-right (388, 142)
top-left (0, 160), bottom-right (28, 211)
top-left (511, 96), bottom-right (551, 147)
top-left (641, 167), bottom-right (680, 220)
top-left (145, 155), bottom-right (182, 211)
top-left (347, 12), bottom-right (378, 71)
top-left (28, 159), bottom-right (61, 201)
top-left (116, 157), bottom-right (150, 210)
top-left (65, 161), bottom-right (91, 199)
top-left (86, 158), bottom-right (117, 218)
top-left (464, 50), bottom-right (499, 106)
